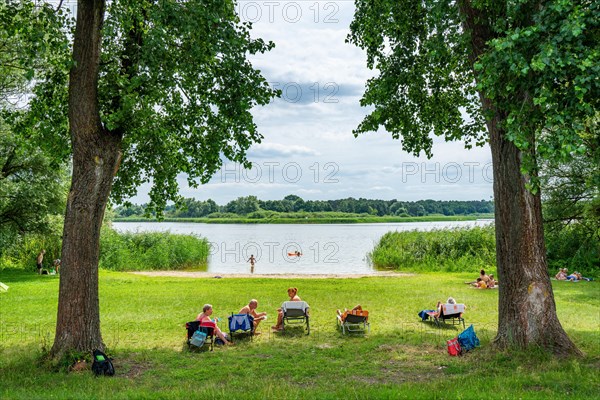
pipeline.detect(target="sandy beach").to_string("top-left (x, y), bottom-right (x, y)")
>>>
top-left (130, 271), bottom-right (414, 279)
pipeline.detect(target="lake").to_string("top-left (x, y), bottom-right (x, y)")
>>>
top-left (113, 220), bottom-right (493, 275)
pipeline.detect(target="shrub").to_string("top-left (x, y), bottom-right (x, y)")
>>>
top-left (98, 228), bottom-right (210, 271)
top-left (370, 226), bottom-right (497, 272)
top-left (0, 224), bottom-right (210, 272)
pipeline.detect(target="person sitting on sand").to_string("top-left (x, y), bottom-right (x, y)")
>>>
top-left (472, 277), bottom-right (487, 289)
top-left (272, 287), bottom-right (301, 331)
top-left (239, 299), bottom-right (267, 333)
top-left (336, 305), bottom-right (366, 322)
top-left (196, 304), bottom-right (232, 345)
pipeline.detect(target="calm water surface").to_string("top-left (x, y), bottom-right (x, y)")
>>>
top-left (113, 220), bottom-right (493, 275)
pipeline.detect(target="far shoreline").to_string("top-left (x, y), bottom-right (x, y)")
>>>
top-left (113, 214), bottom-right (495, 224)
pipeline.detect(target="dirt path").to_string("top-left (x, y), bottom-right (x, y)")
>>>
top-left (130, 271), bottom-right (413, 279)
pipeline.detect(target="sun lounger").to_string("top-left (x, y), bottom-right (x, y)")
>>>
top-left (337, 310), bottom-right (370, 334)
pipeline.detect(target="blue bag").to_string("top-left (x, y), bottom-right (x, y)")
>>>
top-left (457, 324), bottom-right (480, 352)
top-left (189, 330), bottom-right (207, 347)
top-left (418, 310), bottom-right (436, 321)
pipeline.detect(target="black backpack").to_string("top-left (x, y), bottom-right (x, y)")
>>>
top-left (91, 349), bottom-right (115, 377)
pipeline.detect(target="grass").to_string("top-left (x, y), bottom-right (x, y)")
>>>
top-left (0, 269), bottom-right (598, 399)
top-left (113, 213), bottom-right (495, 224)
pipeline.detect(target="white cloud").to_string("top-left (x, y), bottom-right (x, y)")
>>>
top-left (125, 1), bottom-right (494, 206)
top-left (249, 142), bottom-right (320, 158)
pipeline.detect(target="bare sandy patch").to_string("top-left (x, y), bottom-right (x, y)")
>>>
top-left (129, 271), bottom-right (413, 279)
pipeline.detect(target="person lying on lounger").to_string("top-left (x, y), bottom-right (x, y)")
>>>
top-left (336, 305), bottom-right (367, 322)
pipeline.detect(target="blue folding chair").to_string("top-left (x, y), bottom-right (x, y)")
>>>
top-left (228, 313), bottom-right (255, 342)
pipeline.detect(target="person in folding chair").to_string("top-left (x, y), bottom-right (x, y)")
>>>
top-left (272, 287), bottom-right (302, 331)
top-left (197, 304), bottom-right (232, 345)
top-left (239, 299), bottom-right (267, 334)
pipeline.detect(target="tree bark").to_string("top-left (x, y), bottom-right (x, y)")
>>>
top-left (51, 0), bottom-right (122, 358)
top-left (458, 0), bottom-right (581, 355)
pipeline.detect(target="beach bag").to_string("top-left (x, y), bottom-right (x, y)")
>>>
top-left (457, 324), bottom-right (480, 352)
top-left (447, 337), bottom-right (462, 356)
top-left (189, 330), bottom-right (208, 348)
top-left (214, 333), bottom-right (229, 346)
top-left (91, 349), bottom-right (115, 377)
top-left (418, 310), bottom-right (435, 321)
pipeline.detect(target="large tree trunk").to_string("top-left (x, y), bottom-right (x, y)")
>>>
top-left (51, 0), bottom-right (121, 358)
top-left (487, 110), bottom-right (580, 355)
top-left (458, 0), bottom-right (581, 355)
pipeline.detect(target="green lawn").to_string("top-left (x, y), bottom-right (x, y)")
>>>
top-left (0, 270), bottom-right (598, 399)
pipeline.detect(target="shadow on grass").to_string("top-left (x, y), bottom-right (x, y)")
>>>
top-left (229, 331), bottom-right (256, 344)
top-left (420, 320), bottom-right (461, 331)
top-left (0, 269), bottom-right (55, 284)
top-left (277, 325), bottom-right (309, 337)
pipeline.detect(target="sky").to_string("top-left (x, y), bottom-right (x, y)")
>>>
top-left (62, 1), bottom-right (495, 205)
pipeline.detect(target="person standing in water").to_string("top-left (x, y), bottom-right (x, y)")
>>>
top-left (247, 254), bottom-right (256, 273)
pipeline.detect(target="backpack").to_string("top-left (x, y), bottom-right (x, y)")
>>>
top-left (91, 349), bottom-right (115, 377)
top-left (447, 337), bottom-right (462, 356)
top-left (457, 324), bottom-right (480, 353)
top-left (189, 330), bottom-right (207, 348)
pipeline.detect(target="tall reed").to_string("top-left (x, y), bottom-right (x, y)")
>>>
top-left (370, 226), bottom-right (497, 272)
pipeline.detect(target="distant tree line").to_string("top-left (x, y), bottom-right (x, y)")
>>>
top-left (114, 195), bottom-right (494, 218)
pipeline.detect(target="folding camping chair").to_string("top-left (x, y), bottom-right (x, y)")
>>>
top-left (337, 309), bottom-right (370, 335)
top-left (228, 313), bottom-right (254, 342)
top-left (185, 320), bottom-right (215, 351)
top-left (431, 303), bottom-right (466, 329)
top-left (281, 301), bottom-right (310, 335)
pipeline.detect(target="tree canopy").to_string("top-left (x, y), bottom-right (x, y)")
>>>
top-left (0, 1), bottom-right (70, 245)
top-left (116, 196), bottom-right (495, 218)
top-left (348, 0), bottom-right (599, 178)
top-left (98, 0), bottom-right (278, 214)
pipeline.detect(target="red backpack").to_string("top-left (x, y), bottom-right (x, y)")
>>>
top-left (447, 337), bottom-right (462, 356)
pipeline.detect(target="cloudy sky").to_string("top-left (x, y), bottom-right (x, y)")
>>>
top-left (125, 1), bottom-right (494, 204)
